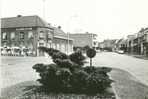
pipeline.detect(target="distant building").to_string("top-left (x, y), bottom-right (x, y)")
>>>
top-left (1, 15), bottom-right (73, 56)
top-left (125, 28), bottom-right (148, 56)
top-left (116, 27), bottom-right (148, 56)
top-left (52, 26), bottom-right (73, 54)
top-left (98, 39), bottom-right (117, 51)
top-left (126, 34), bottom-right (136, 53)
top-left (115, 39), bottom-right (127, 52)
top-left (69, 32), bottom-right (97, 48)
top-left (137, 28), bottom-right (148, 56)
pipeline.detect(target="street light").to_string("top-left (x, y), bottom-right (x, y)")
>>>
top-left (67, 15), bottom-right (78, 54)
top-left (67, 32), bottom-right (70, 54)
top-left (42, 0), bottom-right (46, 19)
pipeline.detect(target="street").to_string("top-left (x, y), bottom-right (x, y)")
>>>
top-left (1, 52), bottom-right (148, 88)
top-left (91, 52), bottom-right (148, 86)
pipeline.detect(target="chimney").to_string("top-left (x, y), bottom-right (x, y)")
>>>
top-left (17, 15), bottom-right (22, 17)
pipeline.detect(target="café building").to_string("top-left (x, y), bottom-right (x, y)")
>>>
top-left (1, 15), bottom-right (73, 56)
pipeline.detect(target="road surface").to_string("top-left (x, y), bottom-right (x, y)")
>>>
top-left (90, 52), bottom-right (148, 86)
top-left (1, 56), bottom-right (52, 88)
top-left (1, 52), bottom-right (148, 88)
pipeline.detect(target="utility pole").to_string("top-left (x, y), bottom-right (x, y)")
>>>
top-left (67, 32), bottom-right (69, 54)
top-left (91, 33), bottom-right (93, 48)
top-left (67, 15), bottom-right (77, 54)
top-left (42, 0), bottom-right (46, 19)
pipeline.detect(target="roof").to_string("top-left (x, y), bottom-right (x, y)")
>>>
top-left (53, 27), bottom-right (73, 40)
top-left (116, 39), bottom-right (127, 44)
top-left (1, 15), bottom-right (52, 28)
top-left (70, 33), bottom-right (97, 36)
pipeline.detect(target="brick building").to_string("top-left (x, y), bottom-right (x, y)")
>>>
top-left (52, 26), bottom-right (73, 54)
top-left (69, 33), bottom-right (97, 48)
top-left (1, 15), bottom-right (73, 56)
top-left (98, 39), bottom-right (117, 51)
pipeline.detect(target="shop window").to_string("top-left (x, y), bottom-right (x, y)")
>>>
top-left (11, 32), bottom-right (15, 40)
top-left (3, 41), bottom-right (7, 47)
top-left (28, 31), bottom-right (33, 38)
top-left (20, 41), bottom-right (25, 47)
top-left (20, 32), bottom-right (25, 39)
top-left (2, 32), bottom-right (7, 40)
top-left (48, 32), bottom-right (52, 38)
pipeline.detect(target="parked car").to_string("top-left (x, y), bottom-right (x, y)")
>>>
top-left (118, 50), bottom-right (124, 54)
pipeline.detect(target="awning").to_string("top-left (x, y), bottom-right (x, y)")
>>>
top-left (11, 46), bottom-right (20, 49)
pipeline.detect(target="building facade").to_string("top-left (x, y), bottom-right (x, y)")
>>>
top-left (98, 39), bottom-right (117, 51)
top-left (137, 28), bottom-right (148, 56)
top-left (1, 15), bottom-right (73, 56)
top-left (69, 32), bottom-right (97, 49)
top-left (115, 27), bottom-right (148, 56)
top-left (52, 27), bottom-right (73, 54)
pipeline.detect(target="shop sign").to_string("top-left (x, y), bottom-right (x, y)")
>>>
top-left (16, 28), bottom-right (32, 31)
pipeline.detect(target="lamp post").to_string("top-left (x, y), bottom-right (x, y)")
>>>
top-left (67, 15), bottom-right (78, 54)
top-left (67, 32), bottom-right (70, 54)
top-left (42, 0), bottom-right (46, 19)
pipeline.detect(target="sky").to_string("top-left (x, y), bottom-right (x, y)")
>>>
top-left (1, 0), bottom-right (148, 41)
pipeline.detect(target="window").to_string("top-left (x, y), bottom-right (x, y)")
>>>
top-left (39, 31), bottom-right (44, 38)
top-left (2, 32), bottom-right (7, 40)
top-left (48, 32), bottom-right (52, 38)
top-left (20, 41), bottom-right (25, 47)
top-left (11, 32), bottom-right (15, 40)
top-left (20, 32), bottom-right (25, 39)
top-left (39, 43), bottom-right (44, 46)
top-left (28, 31), bottom-right (33, 38)
top-left (93, 42), bottom-right (96, 45)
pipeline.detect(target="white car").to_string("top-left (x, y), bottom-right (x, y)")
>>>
top-left (118, 50), bottom-right (124, 54)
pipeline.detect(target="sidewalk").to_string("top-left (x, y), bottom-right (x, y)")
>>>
top-left (125, 53), bottom-right (148, 60)
top-left (109, 68), bottom-right (148, 99)
top-left (132, 55), bottom-right (148, 60)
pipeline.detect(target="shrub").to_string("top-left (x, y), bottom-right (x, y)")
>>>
top-left (52, 52), bottom-right (68, 61)
top-left (70, 69), bottom-right (89, 93)
top-left (69, 51), bottom-right (86, 66)
top-left (85, 72), bottom-right (113, 94)
top-left (83, 66), bottom-right (96, 74)
top-left (83, 66), bottom-right (113, 94)
top-left (33, 47), bottom-right (113, 95)
top-left (33, 63), bottom-right (47, 73)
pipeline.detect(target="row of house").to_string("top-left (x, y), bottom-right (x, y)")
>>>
top-left (99, 28), bottom-right (148, 57)
top-left (115, 28), bottom-right (148, 56)
top-left (0, 15), bottom-right (97, 56)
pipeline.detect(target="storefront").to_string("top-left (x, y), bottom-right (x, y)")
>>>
top-left (1, 15), bottom-right (53, 56)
